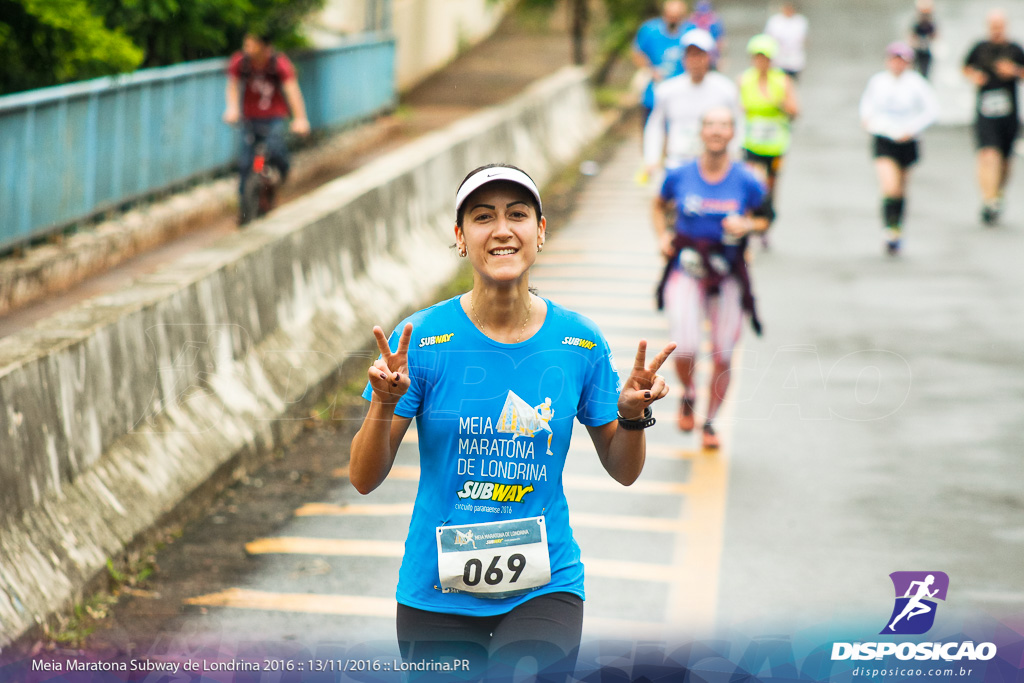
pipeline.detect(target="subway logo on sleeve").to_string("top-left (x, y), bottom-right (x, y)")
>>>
top-left (561, 336), bottom-right (597, 350)
top-left (420, 333), bottom-right (455, 348)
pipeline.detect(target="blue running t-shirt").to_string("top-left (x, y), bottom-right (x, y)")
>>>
top-left (661, 160), bottom-right (765, 244)
top-left (634, 18), bottom-right (686, 110)
top-left (362, 296), bottom-right (621, 616)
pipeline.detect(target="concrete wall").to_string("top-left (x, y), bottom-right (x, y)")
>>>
top-left (311, 0), bottom-right (511, 90)
top-left (0, 67), bottom-right (603, 646)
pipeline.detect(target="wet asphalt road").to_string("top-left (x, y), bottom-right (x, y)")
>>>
top-left (715, 0), bottom-right (1024, 635)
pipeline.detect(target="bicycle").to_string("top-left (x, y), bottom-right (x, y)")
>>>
top-left (238, 125), bottom-right (284, 226)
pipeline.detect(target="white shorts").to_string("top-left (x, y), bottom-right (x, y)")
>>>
top-left (663, 268), bottom-right (744, 362)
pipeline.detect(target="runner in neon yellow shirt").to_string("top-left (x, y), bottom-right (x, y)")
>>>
top-left (738, 34), bottom-right (799, 244)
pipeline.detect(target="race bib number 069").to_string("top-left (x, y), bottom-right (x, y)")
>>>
top-left (436, 517), bottom-right (550, 598)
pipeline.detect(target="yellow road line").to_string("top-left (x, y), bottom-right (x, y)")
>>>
top-left (332, 466), bottom-right (687, 495)
top-left (245, 537), bottom-right (404, 557)
top-left (536, 253), bottom-right (659, 267)
top-left (604, 335), bottom-right (678, 353)
top-left (644, 442), bottom-right (702, 460)
top-left (562, 474), bottom-right (689, 495)
top-left (568, 440), bottom-right (699, 461)
top-left (664, 347), bottom-right (742, 631)
top-left (542, 239), bottom-right (653, 255)
top-left (333, 464), bottom-right (420, 480)
top-left (297, 507), bottom-right (687, 533)
top-left (532, 266), bottom-right (651, 282)
top-left (583, 558), bottom-right (678, 583)
top-left (185, 588), bottom-right (395, 617)
top-left (570, 512), bottom-right (686, 533)
top-left (548, 294), bottom-right (659, 312)
top-left (582, 314), bottom-right (669, 332)
top-left (535, 280), bottom-right (653, 296)
top-left (295, 502), bottom-right (413, 517)
top-left (531, 266), bottom-right (653, 282)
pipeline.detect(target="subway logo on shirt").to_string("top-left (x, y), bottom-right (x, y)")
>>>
top-left (419, 333), bottom-right (455, 348)
top-left (561, 336), bottom-right (597, 350)
top-left (457, 480), bottom-right (535, 503)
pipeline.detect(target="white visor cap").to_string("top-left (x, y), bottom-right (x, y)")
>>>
top-left (682, 28), bottom-right (716, 53)
top-left (455, 166), bottom-right (543, 216)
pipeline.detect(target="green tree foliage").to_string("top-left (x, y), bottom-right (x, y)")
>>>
top-left (91, 0), bottom-right (325, 67)
top-left (0, 0), bottom-right (144, 94)
top-left (520, 0), bottom-right (659, 81)
top-left (0, 0), bottom-right (324, 95)
top-left (593, 0), bottom-right (659, 82)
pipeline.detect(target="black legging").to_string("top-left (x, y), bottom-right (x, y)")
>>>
top-left (397, 592), bottom-right (583, 682)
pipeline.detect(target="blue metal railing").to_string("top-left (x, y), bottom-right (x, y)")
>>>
top-left (0, 32), bottom-right (396, 253)
top-left (365, 0), bottom-right (392, 31)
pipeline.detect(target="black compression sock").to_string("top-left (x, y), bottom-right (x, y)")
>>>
top-left (883, 197), bottom-right (901, 228)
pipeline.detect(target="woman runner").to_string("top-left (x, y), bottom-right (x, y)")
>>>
top-left (350, 164), bottom-right (676, 680)
top-left (739, 33), bottom-right (799, 244)
top-left (859, 41), bottom-right (939, 254)
top-left (652, 107), bottom-right (767, 450)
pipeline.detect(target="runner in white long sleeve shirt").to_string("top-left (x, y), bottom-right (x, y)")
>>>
top-left (859, 41), bottom-right (939, 255)
top-left (644, 29), bottom-right (742, 175)
top-left (765, 2), bottom-right (809, 80)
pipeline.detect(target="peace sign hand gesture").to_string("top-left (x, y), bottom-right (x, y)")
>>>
top-left (367, 323), bottom-right (413, 405)
top-left (618, 339), bottom-right (676, 420)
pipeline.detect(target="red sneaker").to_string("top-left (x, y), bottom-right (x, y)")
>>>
top-left (678, 396), bottom-right (696, 432)
top-left (701, 422), bottom-right (720, 450)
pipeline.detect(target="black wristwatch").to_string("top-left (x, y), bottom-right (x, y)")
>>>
top-left (617, 406), bottom-right (655, 431)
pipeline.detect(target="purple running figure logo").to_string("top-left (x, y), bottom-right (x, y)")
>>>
top-left (881, 571), bottom-right (949, 635)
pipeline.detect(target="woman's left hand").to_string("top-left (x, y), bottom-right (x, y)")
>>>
top-left (618, 339), bottom-right (677, 420)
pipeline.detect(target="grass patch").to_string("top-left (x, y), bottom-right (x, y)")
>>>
top-left (594, 85), bottom-right (629, 110)
top-left (392, 104), bottom-right (415, 121)
top-left (42, 548), bottom-right (161, 648)
top-left (512, 2), bottom-right (558, 33)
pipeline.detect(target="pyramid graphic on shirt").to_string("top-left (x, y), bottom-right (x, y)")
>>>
top-left (496, 390), bottom-right (556, 456)
top-left (496, 391), bottom-right (544, 438)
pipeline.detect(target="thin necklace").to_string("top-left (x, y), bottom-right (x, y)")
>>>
top-left (470, 292), bottom-right (533, 343)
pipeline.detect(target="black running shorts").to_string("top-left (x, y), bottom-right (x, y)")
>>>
top-left (975, 115), bottom-right (1020, 158)
top-left (396, 592), bottom-right (583, 681)
top-left (873, 135), bottom-right (919, 169)
top-left (743, 149), bottom-right (783, 178)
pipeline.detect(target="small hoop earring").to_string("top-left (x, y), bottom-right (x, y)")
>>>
top-left (538, 243), bottom-right (544, 252)
top-left (459, 247), bottom-right (467, 258)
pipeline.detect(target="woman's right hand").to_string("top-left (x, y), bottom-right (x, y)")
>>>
top-left (659, 231), bottom-right (675, 259)
top-left (722, 213), bottom-right (752, 238)
top-left (368, 323), bottom-right (412, 405)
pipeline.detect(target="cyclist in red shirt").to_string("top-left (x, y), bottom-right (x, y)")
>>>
top-left (223, 33), bottom-right (310, 222)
